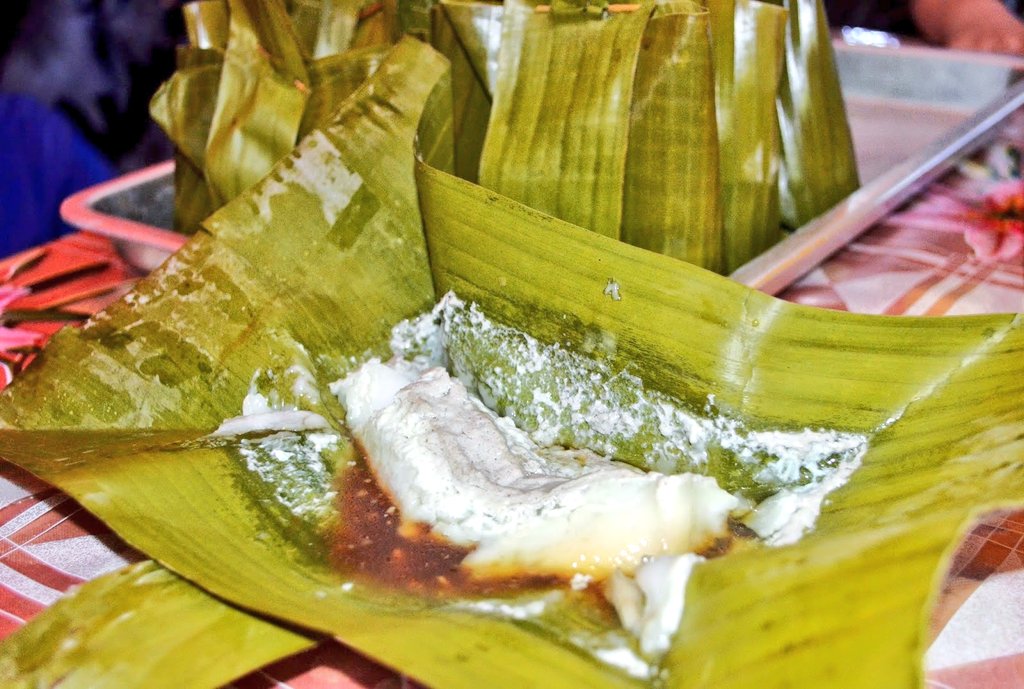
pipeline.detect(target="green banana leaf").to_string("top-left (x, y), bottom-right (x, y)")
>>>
top-left (462, 0), bottom-right (856, 271)
top-left (166, 0), bottom-right (852, 263)
top-left (771, 0), bottom-right (859, 228)
top-left (155, 0), bottom-right (400, 235)
top-left (152, 50), bottom-right (222, 173)
top-left (435, 0), bottom-right (502, 94)
top-left (706, 0), bottom-right (787, 272)
top-left (709, 0), bottom-right (857, 257)
top-left (183, 0), bottom-right (230, 50)
top-left (349, 0), bottom-right (403, 48)
top-left (478, 0), bottom-right (653, 240)
top-left (151, 47), bottom-right (223, 234)
top-left (471, 0), bottom-right (791, 271)
top-left (430, 0), bottom-right (502, 181)
top-left (3, 26), bottom-right (1023, 689)
top-left (415, 160), bottom-right (1024, 689)
top-left (298, 45), bottom-right (391, 138)
top-left (399, 0), bottom-right (440, 38)
top-left (0, 561), bottom-right (312, 689)
top-left (289, 0), bottom-right (321, 41)
top-left (289, 0), bottom-right (364, 58)
top-left (172, 156), bottom-right (220, 235)
top-left (622, 0), bottom-right (722, 270)
top-left (204, 0), bottom-right (311, 206)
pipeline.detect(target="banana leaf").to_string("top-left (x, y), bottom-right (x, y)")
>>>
top-left (298, 45), bottom-right (391, 138)
top-left (771, 0), bottom-right (859, 228)
top-left (172, 156), bottom-right (220, 235)
top-left (152, 51), bottom-right (223, 173)
top-left (462, 0), bottom-right (854, 270)
top-left (478, 0), bottom-right (653, 240)
top-left (289, 0), bottom-right (365, 58)
top-left (156, 0), bottom-right (400, 235)
top-left (3, 27), bottom-right (1024, 689)
top-left (400, 0), bottom-right (440, 38)
top-left (289, 0), bottom-right (322, 42)
top-left (204, 0), bottom-right (311, 206)
top-left (0, 561), bottom-right (312, 689)
top-left (436, 1), bottom-right (502, 93)
top-left (415, 160), bottom-right (1024, 688)
top-left (706, 0), bottom-right (787, 272)
top-left (183, 0), bottom-right (230, 50)
top-left (473, 0), bottom-right (753, 269)
top-left (622, 0), bottom-right (722, 270)
top-left (151, 47), bottom-right (223, 233)
top-left (430, 0), bottom-right (502, 181)
top-left (350, 0), bottom-right (403, 47)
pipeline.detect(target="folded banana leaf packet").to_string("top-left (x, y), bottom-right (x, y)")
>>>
top-left (436, 0), bottom-right (857, 272)
top-left (158, 0), bottom-right (855, 267)
top-left (151, 0), bottom-right (399, 234)
top-left (0, 14), bottom-right (1020, 689)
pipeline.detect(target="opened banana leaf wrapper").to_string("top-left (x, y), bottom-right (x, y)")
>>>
top-left (2, 3), bottom-right (1022, 689)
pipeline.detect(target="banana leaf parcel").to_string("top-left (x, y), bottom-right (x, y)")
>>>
top-left (434, 0), bottom-right (858, 273)
top-left (156, 0), bottom-right (856, 267)
top-left (151, 0), bottom-right (398, 234)
top-left (0, 29), bottom-right (1021, 689)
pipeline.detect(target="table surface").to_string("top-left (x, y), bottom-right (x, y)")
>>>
top-left (1, 130), bottom-right (1023, 687)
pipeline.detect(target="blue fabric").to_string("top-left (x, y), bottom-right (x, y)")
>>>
top-left (0, 94), bottom-right (115, 257)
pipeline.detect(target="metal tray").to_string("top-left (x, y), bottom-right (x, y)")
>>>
top-left (61, 40), bottom-right (1024, 288)
top-left (732, 40), bottom-right (1024, 292)
top-left (839, 37), bottom-right (1024, 182)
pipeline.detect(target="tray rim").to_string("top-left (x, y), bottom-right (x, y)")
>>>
top-left (59, 160), bottom-right (185, 254)
top-left (834, 32), bottom-right (1024, 71)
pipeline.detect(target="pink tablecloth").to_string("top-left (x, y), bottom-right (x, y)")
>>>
top-left (1, 135), bottom-right (1023, 689)
top-left (781, 113), bottom-right (1024, 317)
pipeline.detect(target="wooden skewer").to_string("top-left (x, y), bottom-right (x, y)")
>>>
top-left (534, 3), bottom-right (642, 12)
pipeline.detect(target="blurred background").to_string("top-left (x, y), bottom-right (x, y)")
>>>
top-left (0, 0), bottom-right (184, 255)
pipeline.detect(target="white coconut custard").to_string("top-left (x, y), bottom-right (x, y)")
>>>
top-left (333, 359), bottom-right (738, 580)
top-left (220, 292), bottom-right (868, 663)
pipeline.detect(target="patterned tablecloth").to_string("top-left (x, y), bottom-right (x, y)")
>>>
top-left (1, 122), bottom-right (1023, 689)
top-left (780, 114), bottom-right (1024, 318)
